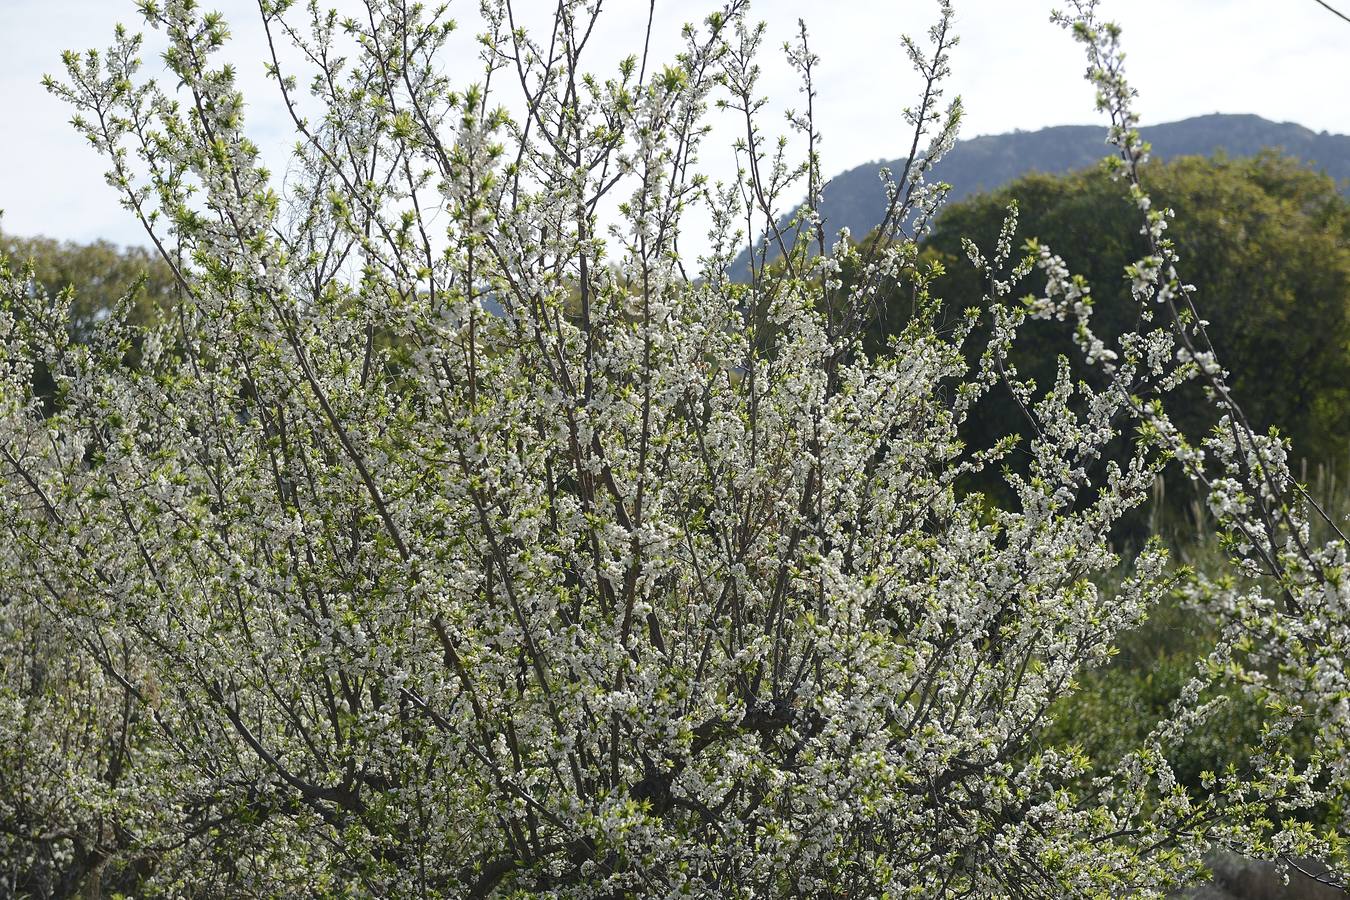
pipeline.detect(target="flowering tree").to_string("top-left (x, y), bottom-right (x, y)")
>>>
top-left (0, 0), bottom-right (1345, 896)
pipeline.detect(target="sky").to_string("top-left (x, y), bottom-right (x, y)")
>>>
top-left (1, 0), bottom-right (1347, 252)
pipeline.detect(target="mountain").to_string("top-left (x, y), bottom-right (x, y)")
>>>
top-left (728, 113), bottom-right (1350, 280)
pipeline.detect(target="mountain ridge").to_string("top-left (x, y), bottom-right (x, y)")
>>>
top-left (728, 113), bottom-right (1350, 280)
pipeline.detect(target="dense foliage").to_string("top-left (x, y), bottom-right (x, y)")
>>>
top-left (915, 153), bottom-right (1350, 472)
top-left (0, 0), bottom-right (1347, 897)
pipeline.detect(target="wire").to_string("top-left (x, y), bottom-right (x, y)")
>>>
top-left (1313, 0), bottom-right (1350, 23)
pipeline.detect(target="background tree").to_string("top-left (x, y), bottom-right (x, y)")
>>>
top-left (911, 153), bottom-right (1350, 474)
top-left (0, 231), bottom-right (178, 342)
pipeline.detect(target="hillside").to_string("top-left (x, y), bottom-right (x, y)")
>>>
top-left (728, 113), bottom-right (1350, 279)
